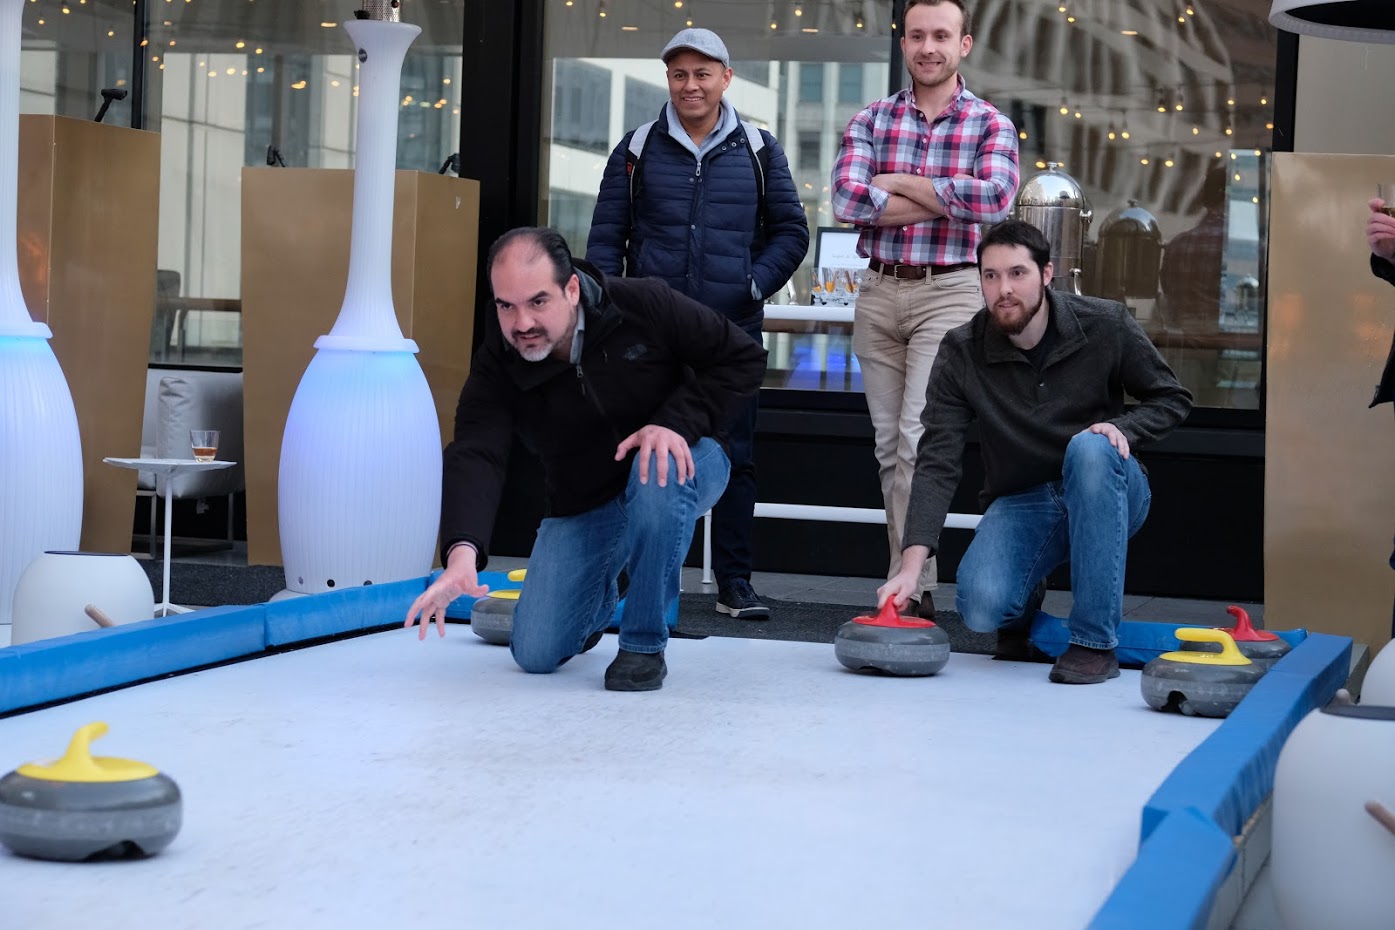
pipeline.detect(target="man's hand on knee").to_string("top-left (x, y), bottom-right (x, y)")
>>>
top-left (1081, 422), bottom-right (1130, 459)
top-left (615, 424), bottom-right (693, 487)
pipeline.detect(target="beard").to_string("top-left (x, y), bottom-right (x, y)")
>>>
top-left (510, 330), bottom-right (557, 362)
top-left (989, 289), bottom-right (1045, 337)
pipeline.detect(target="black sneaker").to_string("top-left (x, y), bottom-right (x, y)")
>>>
top-left (993, 626), bottom-right (1053, 663)
top-left (604, 649), bottom-right (667, 692)
top-left (716, 578), bottom-right (771, 620)
top-left (1048, 644), bottom-right (1121, 684)
top-left (556, 629), bottom-right (605, 667)
top-left (993, 581), bottom-right (1050, 662)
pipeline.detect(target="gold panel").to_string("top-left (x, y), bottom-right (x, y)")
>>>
top-left (17, 116), bottom-right (160, 555)
top-left (1266, 154), bottom-right (1395, 650)
top-left (240, 168), bottom-right (479, 567)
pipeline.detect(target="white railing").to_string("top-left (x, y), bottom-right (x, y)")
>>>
top-left (697, 302), bottom-right (982, 584)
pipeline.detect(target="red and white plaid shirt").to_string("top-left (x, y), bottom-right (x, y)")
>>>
top-left (831, 79), bottom-right (1019, 266)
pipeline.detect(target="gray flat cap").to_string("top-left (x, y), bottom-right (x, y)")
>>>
top-left (660, 28), bottom-right (730, 69)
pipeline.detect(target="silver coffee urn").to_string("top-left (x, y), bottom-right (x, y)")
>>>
top-left (1010, 162), bottom-right (1092, 295)
top-left (1094, 199), bottom-right (1162, 305)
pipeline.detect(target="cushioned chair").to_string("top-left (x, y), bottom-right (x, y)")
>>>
top-left (138, 367), bottom-right (245, 554)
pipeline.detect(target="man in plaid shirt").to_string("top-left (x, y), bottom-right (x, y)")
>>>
top-left (831, 0), bottom-right (1018, 617)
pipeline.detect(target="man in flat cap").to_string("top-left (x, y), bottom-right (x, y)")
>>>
top-left (587, 28), bottom-right (809, 623)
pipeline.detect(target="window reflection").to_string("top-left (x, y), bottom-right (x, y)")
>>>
top-left (541, 0), bottom-right (1277, 410)
top-left (138, 1), bottom-right (464, 367)
top-left (20, 0), bottom-right (134, 120)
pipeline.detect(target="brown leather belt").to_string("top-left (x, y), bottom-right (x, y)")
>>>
top-left (867, 259), bottom-right (976, 280)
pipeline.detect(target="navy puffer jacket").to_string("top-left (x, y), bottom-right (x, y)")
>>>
top-left (586, 106), bottom-right (810, 327)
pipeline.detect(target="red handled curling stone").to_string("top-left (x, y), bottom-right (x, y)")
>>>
top-left (0, 723), bottom-right (181, 862)
top-left (1141, 628), bottom-right (1266, 718)
top-left (1178, 605), bottom-right (1291, 670)
top-left (834, 599), bottom-right (950, 677)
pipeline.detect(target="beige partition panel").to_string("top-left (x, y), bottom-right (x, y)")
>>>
top-left (17, 116), bottom-right (160, 555)
top-left (1267, 154), bottom-right (1395, 649)
top-left (240, 169), bottom-right (479, 567)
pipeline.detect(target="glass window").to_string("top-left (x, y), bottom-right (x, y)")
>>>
top-left (837, 63), bottom-right (862, 105)
top-left (542, 1), bottom-right (1279, 406)
top-left (797, 131), bottom-right (821, 171)
top-left (623, 76), bottom-right (668, 130)
top-left (731, 61), bottom-right (771, 88)
top-left (139, 5), bottom-right (465, 367)
top-left (550, 189), bottom-right (598, 257)
top-left (19, 0), bottom-right (135, 122)
top-left (797, 62), bottom-right (825, 103)
top-left (552, 59), bottom-right (611, 156)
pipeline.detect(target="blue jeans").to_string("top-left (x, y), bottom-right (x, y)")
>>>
top-left (711, 319), bottom-right (763, 587)
top-left (510, 437), bottom-right (730, 672)
top-left (955, 432), bottom-right (1151, 650)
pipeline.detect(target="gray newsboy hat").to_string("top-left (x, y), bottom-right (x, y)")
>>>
top-left (660, 27), bottom-right (731, 69)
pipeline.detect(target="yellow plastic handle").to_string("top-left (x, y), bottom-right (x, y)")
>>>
top-left (17, 722), bottom-right (159, 783)
top-left (1164, 628), bottom-right (1251, 666)
top-left (506, 569), bottom-right (527, 582)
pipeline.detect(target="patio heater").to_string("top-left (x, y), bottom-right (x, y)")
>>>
top-left (276, 0), bottom-right (441, 597)
top-left (0, 0), bottom-right (83, 624)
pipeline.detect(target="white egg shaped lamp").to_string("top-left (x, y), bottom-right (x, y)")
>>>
top-left (1271, 701), bottom-right (1395, 930)
top-left (277, 1), bottom-right (440, 596)
top-left (0, 0), bottom-right (83, 623)
top-left (1360, 639), bottom-right (1395, 705)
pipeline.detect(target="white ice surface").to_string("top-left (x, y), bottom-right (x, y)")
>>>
top-left (0, 631), bottom-right (1219, 930)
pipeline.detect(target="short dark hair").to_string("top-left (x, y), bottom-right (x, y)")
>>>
top-left (976, 220), bottom-right (1051, 273)
top-left (903, 0), bottom-right (971, 37)
top-left (486, 226), bottom-right (576, 290)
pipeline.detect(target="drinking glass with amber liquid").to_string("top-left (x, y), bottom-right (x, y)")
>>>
top-left (190, 430), bottom-right (219, 463)
top-left (1379, 185), bottom-right (1395, 217)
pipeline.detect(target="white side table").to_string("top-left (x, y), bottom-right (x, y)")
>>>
top-left (103, 457), bottom-right (235, 616)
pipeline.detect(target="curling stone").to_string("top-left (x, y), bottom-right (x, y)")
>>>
top-left (470, 568), bottom-right (527, 645)
top-left (834, 598), bottom-right (950, 677)
top-left (1141, 628), bottom-right (1266, 718)
top-left (1178, 605), bottom-right (1291, 669)
top-left (0, 722), bottom-right (181, 862)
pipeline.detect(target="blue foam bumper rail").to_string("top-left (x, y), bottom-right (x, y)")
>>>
top-left (1086, 631), bottom-right (1351, 929)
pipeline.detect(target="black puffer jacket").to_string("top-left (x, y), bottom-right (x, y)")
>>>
top-left (440, 261), bottom-right (767, 567)
top-left (586, 105), bottom-right (809, 326)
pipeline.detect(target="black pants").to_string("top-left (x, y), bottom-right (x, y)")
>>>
top-left (711, 319), bottom-right (764, 586)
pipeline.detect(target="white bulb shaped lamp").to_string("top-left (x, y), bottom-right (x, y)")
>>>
top-left (277, 0), bottom-right (441, 596)
top-left (0, 0), bottom-right (83, 624)
top-left (1272, 701), bottom-right (1395, 930)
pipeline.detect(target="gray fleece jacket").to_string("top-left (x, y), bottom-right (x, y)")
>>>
top-left (903, 288), bottom-right (1193, 556)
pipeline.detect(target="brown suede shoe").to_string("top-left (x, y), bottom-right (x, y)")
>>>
top-left (1049, 644), bottom-right (1121, 684)
top-left (917, 590), bottom-right (936, 619)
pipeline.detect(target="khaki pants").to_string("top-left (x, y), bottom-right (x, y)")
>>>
top-left (853, 267), bottom-right (982, 591)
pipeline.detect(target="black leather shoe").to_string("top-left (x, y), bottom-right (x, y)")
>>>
top-left (992, 626), bottom-right (1053, 663)
top-left (716, 578), bottom-right (771, 620)
top-left (558, 629), bottom-right (605, 667)
top-left (993, 581), bottom-right (1050, 662)
top-left (604, 649), bottom-right (667, 692)
top-left (1049, 644), bottom-right (1121, 684)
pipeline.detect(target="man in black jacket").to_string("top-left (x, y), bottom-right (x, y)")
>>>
top-left (879, 220), bottom-right (1192, 684)
top-left (405, 227), bottom-right (766, 691)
